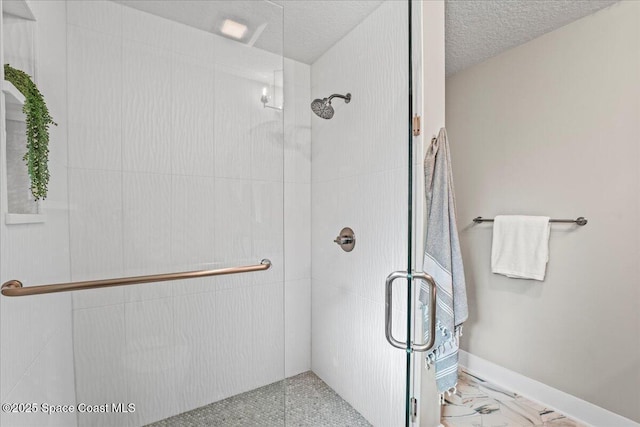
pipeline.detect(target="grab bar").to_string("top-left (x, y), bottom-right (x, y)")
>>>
top-left (1, 259), bottom-right (271, 297)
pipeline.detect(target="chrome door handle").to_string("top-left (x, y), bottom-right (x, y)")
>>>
top-left (384, 271), bottom-right (437, 352)
top-left (385, 271), bottom-right (409, 349)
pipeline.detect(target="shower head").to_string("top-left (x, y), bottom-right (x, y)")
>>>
top-left (311, 98), bottom-right (334, 119)
top-left (310, 93), bottom-right (351, 119)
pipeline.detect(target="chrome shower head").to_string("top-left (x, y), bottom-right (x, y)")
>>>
top-left (311, 98), bottom-right (334, 119)
top-left (310, 93), bottom-right (351, 119)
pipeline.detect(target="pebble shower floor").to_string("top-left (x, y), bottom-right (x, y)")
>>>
top-left (147, 371), bottom-right (371, 426)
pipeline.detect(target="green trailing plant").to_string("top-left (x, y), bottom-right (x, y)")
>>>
top-left (4, 64), bottom-right (56, 200)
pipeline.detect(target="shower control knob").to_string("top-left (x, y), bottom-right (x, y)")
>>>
top-left (334, 227), bottom-right (355, 252)
top-left (334, 236), bottom-right (353, 245)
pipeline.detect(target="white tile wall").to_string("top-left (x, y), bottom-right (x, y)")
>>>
top-left (122, 172), bottom-right (172, 275)
top-left (3, 16), bottom-right (35, 89)
top-left (250, 282), bottom-right (286, 387)
top-left (214, 286), bottom-right (254, 398)
top-left (122, 41), bottom-right (172, 174)
top-left (285, 279), bottom-right (311, 377)
top-left (251, 99), bottom-right (284, 183)
top-left (283, 81), bottom-right (311, 283)
top-left (170, 20), bottom-right (215, 64)
top-left (310, 2), bottom-right (408, 426)
top-left (252, 180), bottom-right (284, 256)
top-left (73, 305), bottom-right (129, 427)
top-left (1, 293), bottom-right (71, 406)
top-left (359, 297), bottom-right (407, 427)
top-left (69, 168), bottom-right (125, 309)
top-left (172, 291), bottom-right (221, 411)
top-left (283, 57), bottom-right (312, 379)
top-left (214, 178), bottom-right (252, 263)
top-left (67, 25), bottom-right (122, 171)
top-left (284, 182), bottom-right (310, 281)
top-left (67, 0), bottom-right (122, 35)
top-left (214, 71), bottom-right (253, 180)
top-left (67, 2), bottom-right (311, 425)
top-left (213, 34), bottom-right (281, 82)
top-left (125, 299), bottom-right (177, 426)
top-left (1, 321), bottom-right (76, 427)
top-left (310, 282), bottom-right (357, 396)
top-left (121, 5), bottom-right (175, 49)
top-left (171, 53), bottom-right (216, 177)
top-left (284, 74), bottom-right (311, 185)
top-left (170, 175), bottom-right (217, 269)
top-left (0, 3), bottom-right (76, 426)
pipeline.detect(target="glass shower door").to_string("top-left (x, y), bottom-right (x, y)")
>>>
top-left (65, 1), bottom-right (285, 425)
top-left (384, 1), bottom-right (437, 426)
top-left (0, 0), bottom-right (429, 425)
top-left (307, 0), bottom-right (428, 425)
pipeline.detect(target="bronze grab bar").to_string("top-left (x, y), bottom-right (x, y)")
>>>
top-left (1, 259), bottom-right (271, 297)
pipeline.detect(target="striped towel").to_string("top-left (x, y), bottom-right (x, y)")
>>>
top-left (420, 128), bottom-right (468, 401)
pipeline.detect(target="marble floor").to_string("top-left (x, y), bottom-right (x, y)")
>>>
top-left (442, 370), bottom-right (585, 427)
top-left (148, 371), bottom-right (371, 427)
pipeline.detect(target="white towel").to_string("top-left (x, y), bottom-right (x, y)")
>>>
top-left (491, 215), bottom-right (551, 281)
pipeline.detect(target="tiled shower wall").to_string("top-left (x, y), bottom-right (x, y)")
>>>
top-left (0, 2), bottom-right (76, 426)
top-left (66, 2), bottom-right (310, 426)
top-left (310, 2), bottom-right (410, 426)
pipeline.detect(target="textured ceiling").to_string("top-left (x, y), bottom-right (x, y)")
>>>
top-left (445, 0), bottom-right (620, 76)
top-left (114, 0), bottom-right (383, 65)
top-left (115, 1), bottom-right (285, 55)
top-left (114, 1), bottom-right (620, 71)
top-left (273, 0), bottom-right (384, 64)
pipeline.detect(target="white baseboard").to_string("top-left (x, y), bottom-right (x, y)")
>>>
top-left (458, 350), bottom-right (639, 427)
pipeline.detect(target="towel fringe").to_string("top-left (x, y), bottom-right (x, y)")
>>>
top-left (424, 323), bottom-right (463, 397)
top-left (438, 384), bottom-right (459, 406)
top-left (423, 321), bottom-right (458, 369)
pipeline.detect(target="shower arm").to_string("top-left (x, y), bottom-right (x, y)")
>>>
top-left (326, 93), bottom-right (351, 103)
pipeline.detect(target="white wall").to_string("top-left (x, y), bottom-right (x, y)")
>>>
top-left (65, 2), bottom-right (310, 425)
top-left (310, 2), bottom-right (411, 425)
top-left (446, 1), bottom-right (640, 422)
top-left (0, 1), bottom-right (77, 426)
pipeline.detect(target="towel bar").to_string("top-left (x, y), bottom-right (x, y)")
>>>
top-left (473, 217), bottom-right (587, 226)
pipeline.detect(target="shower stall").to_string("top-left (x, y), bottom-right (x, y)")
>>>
top-left (0, 1), bottom-right (441, 425)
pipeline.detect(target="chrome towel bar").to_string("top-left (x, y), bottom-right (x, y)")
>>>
top-left (473, 216), bottom-right (587, 226)
top-left (1, 259), bottom-right (271, 297)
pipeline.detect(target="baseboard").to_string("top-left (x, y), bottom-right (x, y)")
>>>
top-left (458, 350), bottom-right (639, 427)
